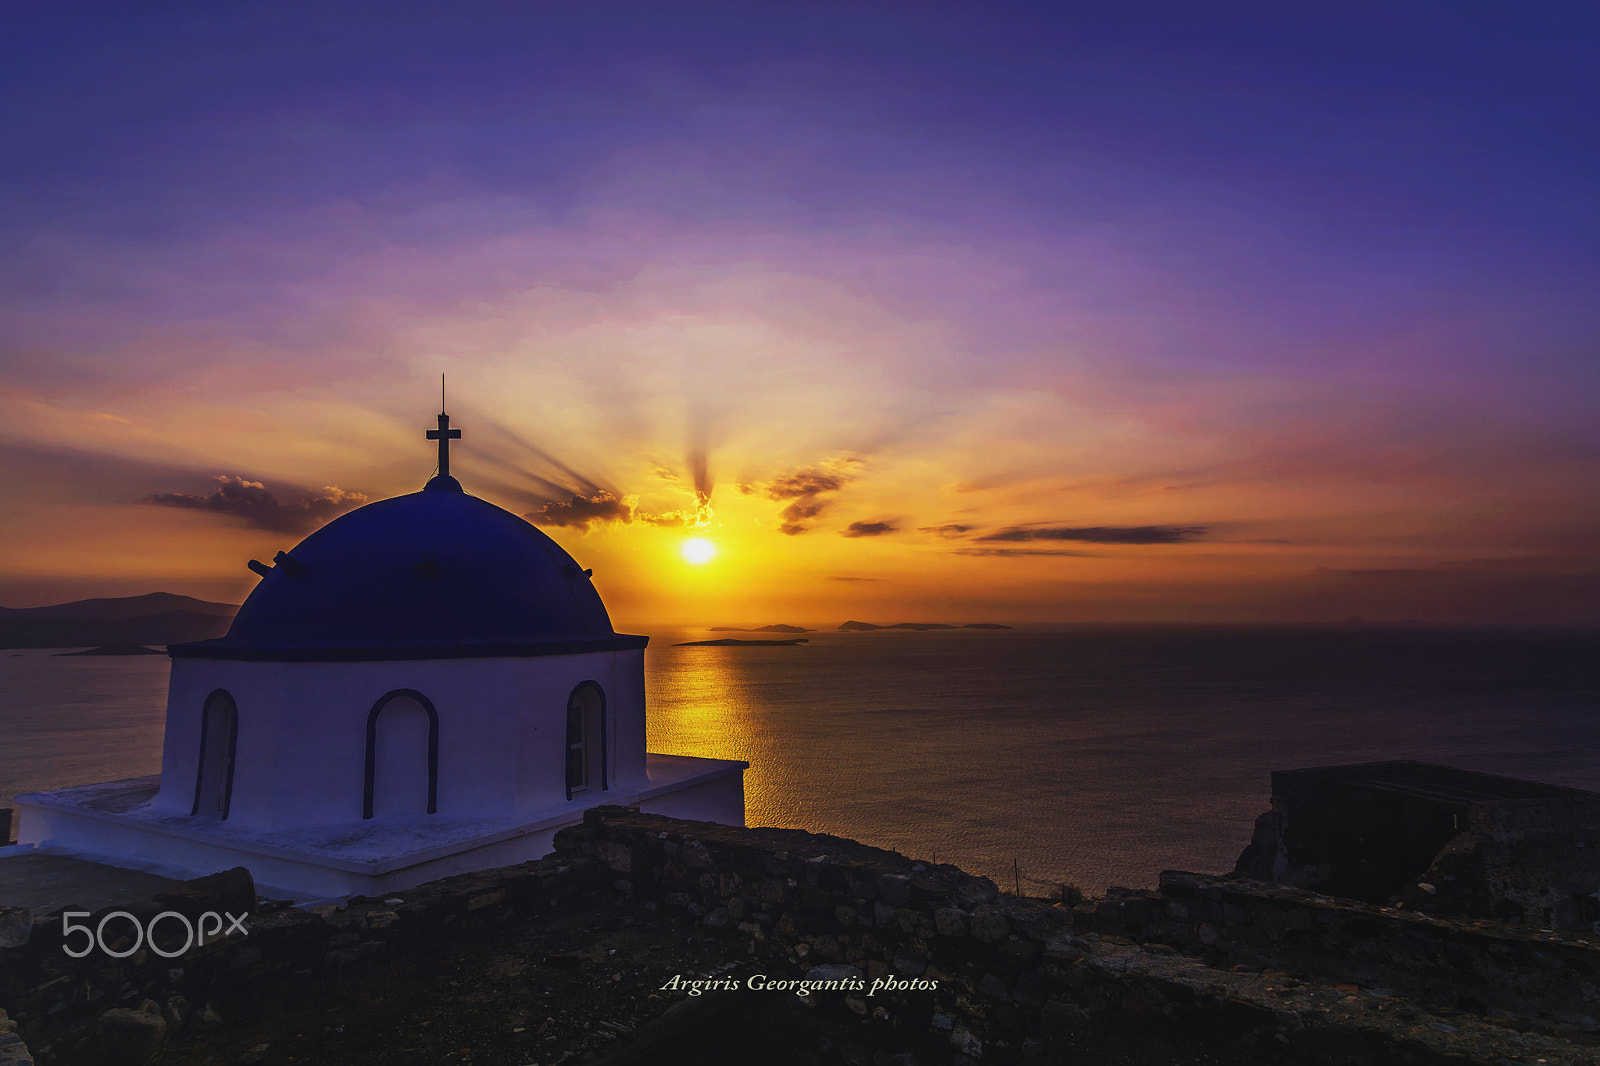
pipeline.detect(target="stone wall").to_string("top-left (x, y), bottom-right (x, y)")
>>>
top-left (1086, 871), bottom-right (1600, 1031)
top-left (552, 807), bottom-right (1593, 1065)
top-left (2, 808), bottom-right (1596, 1065)
top-left (1234, 762), bottom-right (1600, 933)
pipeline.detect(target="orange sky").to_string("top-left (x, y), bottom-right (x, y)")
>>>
top-left (4, 6), bottom-right (1599, 626)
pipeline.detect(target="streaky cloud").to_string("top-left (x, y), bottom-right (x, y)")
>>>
top-left (149, 475), bottom-right (367, 532)
top-left (528, 490), bottom-right (632, 531)
top-left (977, 525), bottom-right (1208, 544)
top-left (841, 520), bottom-right (897, 538)
top-left (952, 547), bottom-right (1095, 557)
top-left (918, 523), bottom-right (973, 538)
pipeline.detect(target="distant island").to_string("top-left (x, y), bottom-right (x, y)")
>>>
top-left (55, 644), bottom-right (166, 656)
top-left (838, 620), bottom-right (1015, 631)
top-left (0, 592), bottom-right (236, 649)
top-left (673, 638), bottom-right (809, 647)
top-left (707, 624), bottom-right (814, 633)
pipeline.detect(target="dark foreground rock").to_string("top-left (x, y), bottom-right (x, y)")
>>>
top-left (2, 810), bottom-right (1597, 1065)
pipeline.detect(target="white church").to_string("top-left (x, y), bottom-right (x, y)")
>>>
top-left (12, 410), bottom-right (747, 900)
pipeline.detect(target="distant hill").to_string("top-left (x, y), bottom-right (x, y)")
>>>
top-left (0, 592), bottom-right (237, 649)
top-left (708, 624), bottom-right (814, 633)
top-left (838, 620), bottom-right (1015, 631)
top-left (674, 638), bottom-right (809, 646)
top-left (0, 592), bottom-right (237, 620)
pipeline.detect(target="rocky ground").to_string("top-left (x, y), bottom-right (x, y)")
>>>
top-left (149, 886), bottom-right (1273, 1066)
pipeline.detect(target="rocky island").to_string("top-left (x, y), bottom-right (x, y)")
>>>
top-left (839, 620), bottom-right (1015, 631)
top-left (672, 638), bottom-right (809, 647)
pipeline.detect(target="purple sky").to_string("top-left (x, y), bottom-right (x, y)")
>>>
top-left (2, 2), bottom-right (1597, 624)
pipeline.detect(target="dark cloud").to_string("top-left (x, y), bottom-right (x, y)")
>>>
top-left (755, 458), bottom-right (863, 535)
top-left (841, 520), bottom-right (897, 538)
top-left (778, 498), bottom-right (828, 535)
top-left (149, 475), bottom-right (367, 532)
top-left (977, 525), bottom-right (1208, 544)
top-left (952, 547), bottom-right (1094, 557)
top-left (766, 470), bottom-right (848, 499)
top-left (918, 524), bottom-right (973, 538)
top-left (529, 490), bottom-right (632, 530)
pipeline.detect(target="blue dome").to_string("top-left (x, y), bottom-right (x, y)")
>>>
top-left (171, 480), bottom-right (645, 662)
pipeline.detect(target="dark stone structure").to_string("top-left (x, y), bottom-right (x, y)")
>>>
top-left (1234, 761), bottom-right (1600, 931)
top-left (7, 793), bottom-right (1600, 1064)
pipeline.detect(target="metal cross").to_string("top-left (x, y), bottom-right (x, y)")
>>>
top-left (427, 410), bottom-right (461, 478)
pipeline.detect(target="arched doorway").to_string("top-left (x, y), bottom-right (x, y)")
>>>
top-left (364, 690), bottom-right (438, 818)
top-left (191, 690), bottom-right (238, 819)
top-left (565, 682), bottom-right (607, 799)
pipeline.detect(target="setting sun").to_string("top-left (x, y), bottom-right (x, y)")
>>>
top-left (680, 537), bottom-right (717, 565)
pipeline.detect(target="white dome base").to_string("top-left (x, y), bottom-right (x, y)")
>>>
top-left (11, 753), bottom-right (745, 902)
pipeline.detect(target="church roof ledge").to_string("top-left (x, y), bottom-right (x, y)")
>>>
top-left (169, 632), bottom-right (649, 662)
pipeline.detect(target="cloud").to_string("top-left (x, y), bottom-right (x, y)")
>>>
top-left (767, 470), bottom-right (850, 499)
top-left (148, 475), bottom-right (367, 532)
top-left (841, 520), bottom-right (897, 538)
top-left (918, 524), bottom-right (973, 538)
top-left (977, 525), bottom-right (1208, 544)
top-left (952, 547), bottom-right (1095, 557)
top-left (752, 457), bottom-right (863, 535)
top-left (529, 490), bottom-right (633, 530)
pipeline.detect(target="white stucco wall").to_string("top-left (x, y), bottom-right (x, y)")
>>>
top-left (154, 650), bottom-right (648, 829)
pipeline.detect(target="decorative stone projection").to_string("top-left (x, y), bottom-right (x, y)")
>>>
top-left (1233, 761), bottom-right (1600, 932)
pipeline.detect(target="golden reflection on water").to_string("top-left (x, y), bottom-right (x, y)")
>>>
top-left (644, 632), bottom-right (787, 826)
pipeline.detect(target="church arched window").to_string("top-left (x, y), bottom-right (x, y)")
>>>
top-left (191, 689), bottom-right (238, 819)
top-left (364, 690), bottom-right (439, 819)
top-left (565, 682), bottom-right (607, 800)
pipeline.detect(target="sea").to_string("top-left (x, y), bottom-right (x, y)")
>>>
top-left (3, 625), bottom-right (1598, 893)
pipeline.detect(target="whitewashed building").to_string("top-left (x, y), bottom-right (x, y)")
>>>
top-left (12, 412), bottom-right (747, 900)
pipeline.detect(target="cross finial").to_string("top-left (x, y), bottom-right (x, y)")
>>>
top-left (424, 376), bottom-right (463, 490)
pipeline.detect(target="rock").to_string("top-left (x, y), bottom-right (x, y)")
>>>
top-left (0, 907), bottom-right (31, 949)
top-left (934, 908), bottom-right (969, 937)
top-left (1042, 997), bottom-right (1091, 1031)
top-left (807, 964), bottom-right (864, 984)
top-left (161, 994), bottom-right (189, 1035)
top-left (877, 874), bottom-right (912, 905)
top-left (681, 840), bottom-right (714, 869)
top-left (996, 938), bottom-right (1038, 968)
top-left (95, 1003), bottom-right (167, 1065)
top-left (597, 840), bottom-right (632, 873)
top-left (950, 1025), bottom-right (983, 1057)
top-left (970, 906), bottom-right (1009, 943)
top-left (892, 951), bottom-right (928, 976)
top-left (978, 972), bottom-right (1010, 1001)
top-left (152, 866), bottom-right (255, 919)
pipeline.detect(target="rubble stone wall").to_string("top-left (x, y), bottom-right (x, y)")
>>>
top-left (1084, 871), bottom-right (1600, 1031)
top-left (1, 808), bottom-right (1595, 1065)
